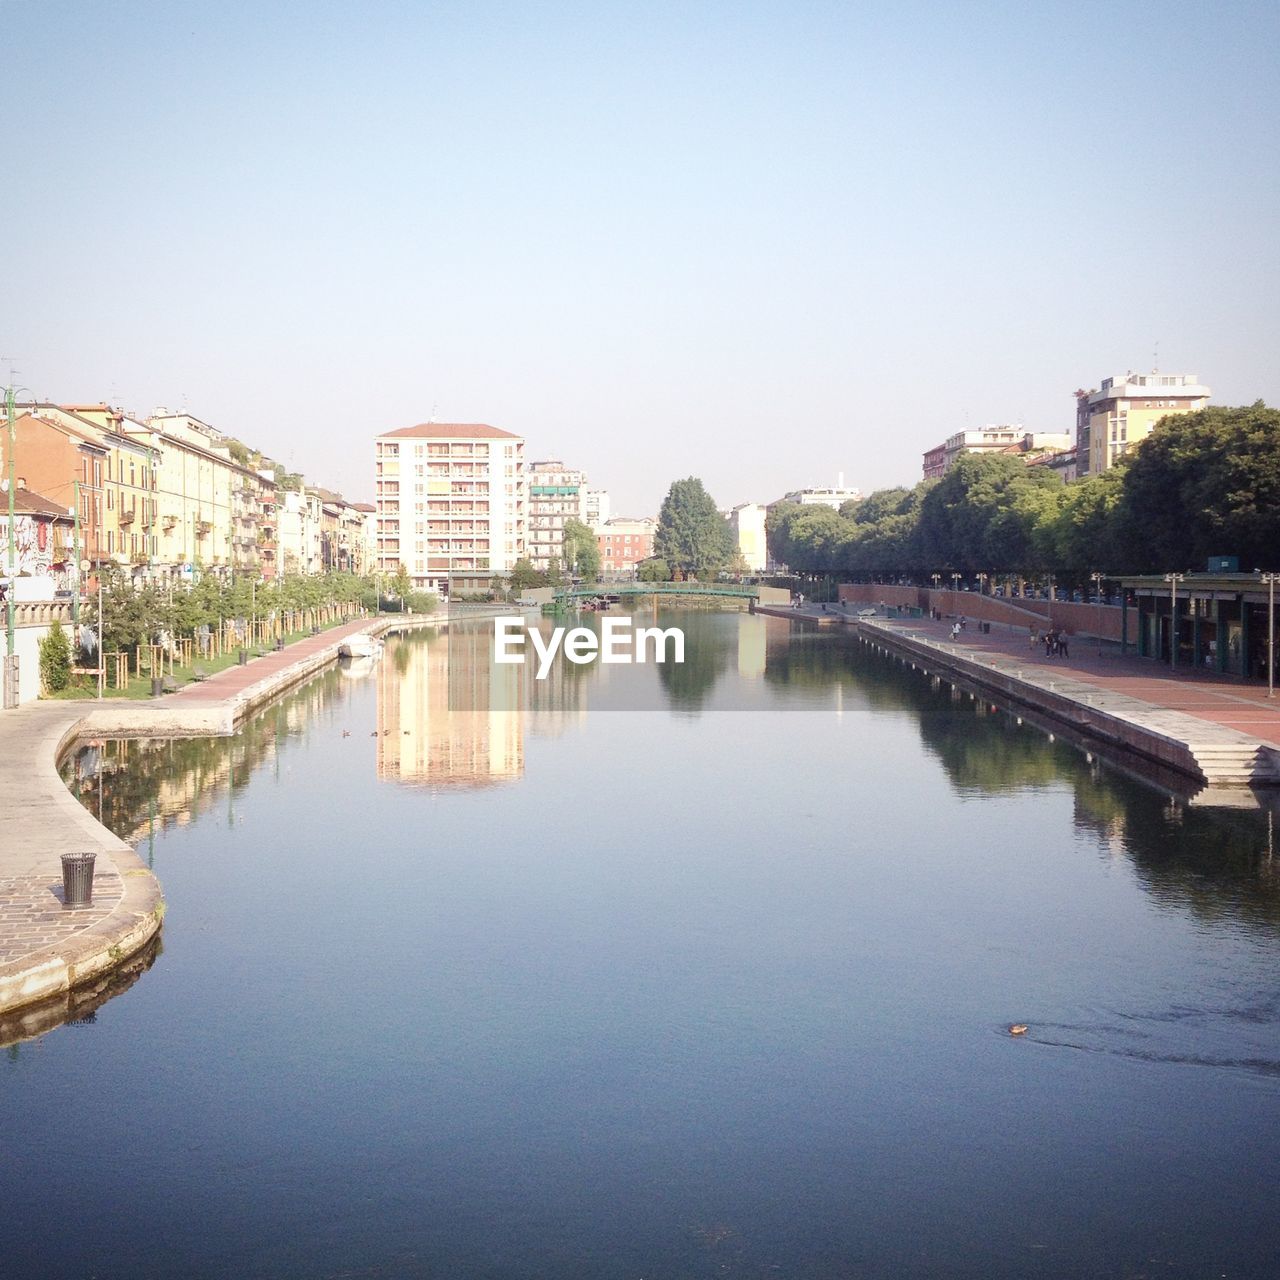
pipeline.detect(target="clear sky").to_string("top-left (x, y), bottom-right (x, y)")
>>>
top-left (5, 0), bottom-right (1278, 513)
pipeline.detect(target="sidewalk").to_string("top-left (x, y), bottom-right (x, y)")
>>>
top-left (850, 609), bottom-right (1280, 750)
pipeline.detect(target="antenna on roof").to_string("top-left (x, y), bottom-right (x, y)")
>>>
top-left (1152, 340), bottom-right (1159, 374)
top-left (428, 401), bottom-right (437, 424)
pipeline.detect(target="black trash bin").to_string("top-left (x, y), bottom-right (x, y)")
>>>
top-left (274, 638), bottom-right (284, 652)
top-left (238, 648), bottom-right (248, 665)
top-left (151, 676), bottom-right (164, 697)
top-left (61, 852), bottom-right (96, 909)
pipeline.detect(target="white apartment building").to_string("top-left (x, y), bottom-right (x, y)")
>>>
top-left (526, 459), bottom-right (588, 571)
top-left (725, 502), bottom-right (769, 572)
top-left (583, 487), bottom-right (610, 529)
top-left (772, 479), bottom-right (862, 511)
top-left (375, 422), bottom-right (525, 596)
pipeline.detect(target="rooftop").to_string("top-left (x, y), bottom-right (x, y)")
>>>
top-left (380, 422), bottom-right (520, 440)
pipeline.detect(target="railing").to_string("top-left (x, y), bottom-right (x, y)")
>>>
top-left (554, 582), bottom-right (760, 602)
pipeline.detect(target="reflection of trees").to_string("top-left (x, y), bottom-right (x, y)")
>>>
top-left (656, 622), bottom-right (730, 710)
top-left (836, 636), bottom-right (1280, 934)
top-left (60, 668), bottom-right (347, 845)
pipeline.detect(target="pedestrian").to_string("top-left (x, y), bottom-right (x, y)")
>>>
top-left (951, 622), bottom-right (961, 641)
top-left (1029, 626), bottom-right (1037, 650)
top-left (1060, 633), bottom-right (1069, 658)
top-left (959, 615), bottom-right (967, 630)
top-left (1044, 630), bottom-right (1054, 657)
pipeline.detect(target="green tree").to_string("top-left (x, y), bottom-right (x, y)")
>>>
top-left (636, 556), bottom-right (672, 582)
top-left (39, 620), bottom-right (72, 692)
top-left (390, 563), bottom-right (412, 608)
top-left (655, 477), bottom-right (733, 577)
top-left (508, 557), bottom-right (548, 592)
top-left (1119, 402), bottom-right (1280, 570)
top-left (562, 518), bottom-right (601, 581)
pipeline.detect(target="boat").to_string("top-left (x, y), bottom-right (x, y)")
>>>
top-left (338, 635), bottom-right (384, 660)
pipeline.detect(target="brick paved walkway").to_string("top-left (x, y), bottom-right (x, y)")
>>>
top-left (864, 611), bottom-right (1280, 749)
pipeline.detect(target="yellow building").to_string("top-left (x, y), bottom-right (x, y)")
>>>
top-left (1081, 372), bottom-right (1211, 475)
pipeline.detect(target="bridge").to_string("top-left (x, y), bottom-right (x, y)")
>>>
top-left (551, 582), bottom-right (764, 607)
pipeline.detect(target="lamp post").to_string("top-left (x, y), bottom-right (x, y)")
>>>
top-left (1164, 572), bottom-right (1184, 669)
top-left (1091, 571), bottom-right (1104, 655)
top-left (5, 382), bottom-right (16, 673)
top-left (976, 572), bottom-right (988, 595)
top-left (950, 572), bottom-right (960, 595)
top-left (1261, 572), bottom-right (1279, 699)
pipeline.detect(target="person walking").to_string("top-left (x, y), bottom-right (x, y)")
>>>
top-left (1060, 632), bottom-right (1069, 658)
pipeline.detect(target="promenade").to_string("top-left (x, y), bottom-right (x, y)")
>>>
top-left (774, 601), bottom-right (1280, 789)
top-left (0, 613), bottom-right (439, 1034)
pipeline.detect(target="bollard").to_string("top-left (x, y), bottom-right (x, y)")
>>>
top-left (238, 648), bottom-right (248, 665)
top-left (61, 852), bottom-right (96, 909)
top-left (151, 676), bottom-right (164, 697)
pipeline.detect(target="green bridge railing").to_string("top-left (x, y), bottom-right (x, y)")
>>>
top-left (551, 582), bottom-right (761, 604)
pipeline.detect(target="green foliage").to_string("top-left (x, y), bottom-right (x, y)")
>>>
top-left (403, 591), bottom-right (439, 613)
top-left (636, 556), bottom-right (672, 582)
top-left (1119, 402), bottom-right (1280, 571)
top-left (562, 518), bottom-right (601, 581)
top-left (771, 405), bottom-right (1280, 578)
top-left (655, 478), bottom-right (733, 577)
top-left (508, 556), bottom-right (549, 593)
top-left (39, 620), bottom-right (72, 692)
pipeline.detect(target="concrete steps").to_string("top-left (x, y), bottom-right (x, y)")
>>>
top-left (1188, 743), bottom-right (1280, 787)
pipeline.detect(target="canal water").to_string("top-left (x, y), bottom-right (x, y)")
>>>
top-left (7, 612), bottom-right (1280, 1279)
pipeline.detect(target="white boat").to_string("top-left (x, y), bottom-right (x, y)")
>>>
top-left (338, 635), bottom-right (384, 659)
top-left (339, 655), bottom-right (379, 680)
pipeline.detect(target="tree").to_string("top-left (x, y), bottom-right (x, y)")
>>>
top-left (636, 556), bottom-right (672, 582)
top-left (39, 620), bottom-right (72, 692)
top-left (508, 557), bottom-right (547, 592)
top-left (562, 518), bottom-right (601, 581)
top-left (390, 563), bottom-right (412, 608)
top-left (655, 478), bottom-right (733, 577)
top-left (1120, 402), bottom-right (1280, 571)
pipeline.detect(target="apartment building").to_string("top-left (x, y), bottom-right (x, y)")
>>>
top-left (919, 427), bottom-right (1073, 479)
top-left (583, 488), bottom-right (610, 529)
top-left (724, 503), bottom-right (769, 572)
top-left (375, 422), bottom-right (525, 597)
top-left (1078, 372), bottom-right (1211, 475)
top-left (5, 410), bottom-right (107, 571)
top-left (526, 460), bottom-right (588, 571)
top-left (597, 517), bottom-right (655, 577)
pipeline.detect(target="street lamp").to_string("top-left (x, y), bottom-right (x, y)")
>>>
top-left (976, 572), bottom-right (988, 595)
top-left (950, 572), bottom-right (960, 595)
top-left (1091, 571), bottom-right (1104, 656)
top-left (1164, 572), bottom-right (1185, 669)
top-left (1260, 571), bottom-right (1279, 699)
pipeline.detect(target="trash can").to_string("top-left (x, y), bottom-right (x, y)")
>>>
top-left (274, 638), bottom-right (284, 652)
top-left (151, 676), bottom-right (164, 697)
top-left (61, 852), bottom-right (96, 909)
top-left (238, 648), bottom-right (248, 665)
top-left (310, 625), bottom-right (320, 636)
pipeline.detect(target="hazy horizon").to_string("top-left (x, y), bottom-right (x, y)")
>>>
top-left (6, 0), bottom-right (1278, 513)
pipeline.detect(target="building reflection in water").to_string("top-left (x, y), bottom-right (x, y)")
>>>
top-left (376, 628), bottom-right (525, 789)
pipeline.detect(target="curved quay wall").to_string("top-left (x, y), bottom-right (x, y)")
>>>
top-left (0, 607), bottom-right (509, 1021)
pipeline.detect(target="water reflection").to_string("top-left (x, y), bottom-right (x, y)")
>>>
top-left (62, 613), bottom-right (1280, 944)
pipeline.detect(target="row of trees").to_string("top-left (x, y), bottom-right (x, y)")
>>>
top-left (93, 567), bottom-right (434, 657)
top-left (768, 404), bottom-right (1280, 579)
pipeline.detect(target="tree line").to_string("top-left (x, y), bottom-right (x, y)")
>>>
top-left (767, 404), bottom-right (1280, 581)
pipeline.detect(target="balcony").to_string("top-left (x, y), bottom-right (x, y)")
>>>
top-left (119, 509), bottom-right (136, 524)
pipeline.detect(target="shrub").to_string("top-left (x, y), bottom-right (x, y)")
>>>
top-left (39, 620), bottom-right (72, 693)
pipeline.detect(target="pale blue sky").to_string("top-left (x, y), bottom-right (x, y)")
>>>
top-left (5, 0), bottom-right (1277, 512)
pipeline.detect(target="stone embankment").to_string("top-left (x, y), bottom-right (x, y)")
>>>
top-left (0, 606), bottom-right (507, 1027)
top-left (755, 603), bottom-right (1280, 791)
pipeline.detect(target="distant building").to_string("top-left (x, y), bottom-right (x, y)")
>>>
top-left (724, 503), bottom-right (769, 572)
top-left (374, 422), bottom-right (525, 597)
top-left (597, 517), bottom-right (655, 577)
top-left (1077, 372), bottom-right (1211, 475)
top-left (1025, 447), bottom-right (1079, 483)
top-left (583, 488), bottom-right (610, 529)
top-left (526, 460), bottom-right (588, 571)
top-left (771, 479), bottom-right (861, 511)
top-left (920, 426), bottom-right (1072, 479)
